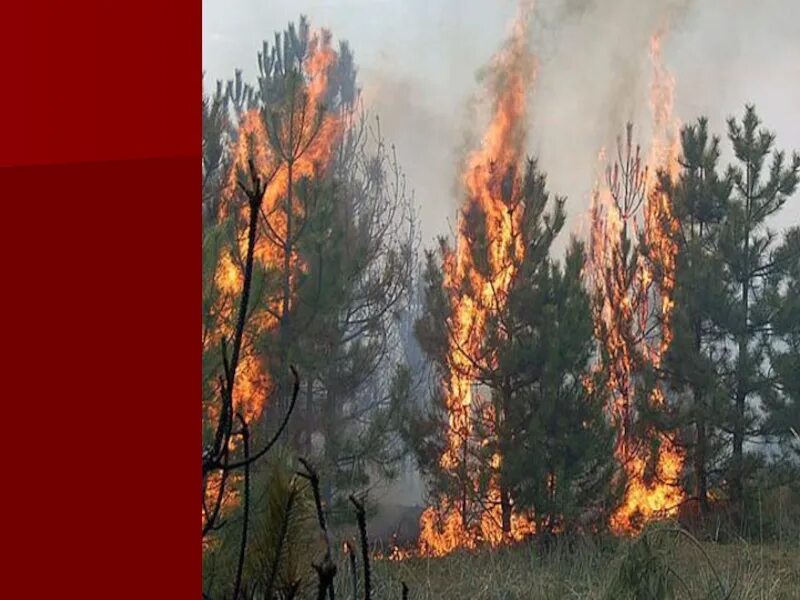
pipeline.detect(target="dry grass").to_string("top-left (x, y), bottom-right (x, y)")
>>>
top-left (333, 534), bottom-right (800, 599)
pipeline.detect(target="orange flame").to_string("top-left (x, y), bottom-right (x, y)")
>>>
top-left (588, 27), bottom-right (685, 534)
top-left (203, 30), bottom-right (344, 533)
top-left (208, 30), bottom-right (343, 424)
top-left (643, 28), bottom-right (681, 362)
top-left (418, 1), bottom-right (536, 557)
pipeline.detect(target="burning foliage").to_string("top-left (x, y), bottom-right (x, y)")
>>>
top-left (201, 6), bottom-right (800, 590)
top-left (203, 13), bottom-right (419, 544)
top-left (411, 0), bottom-right (615, 557)
top-left (587, 28), bottom-right (685, 534)
top-left (202, 25), bottom-right (347, 541)
top-left (415, 1), bottom-right (538, 557)
top-left (206, 27), bottom-right (344, 427)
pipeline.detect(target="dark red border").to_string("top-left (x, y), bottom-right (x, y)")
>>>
top-left (2, 3), bottom-right (197, 166)
top-left (3, 2), bottom-right (198, 596)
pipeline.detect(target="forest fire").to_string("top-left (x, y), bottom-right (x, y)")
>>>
top-left (208, 30), bottom-right (343, 424)
top-left (202, 30), bottom-right (343, 532)
top-left (417, 1), bottom-right (537, 557)
top-left (201, 7), bottom-right (800, 599)
top-left (589, 28), bottom-right (685, 534)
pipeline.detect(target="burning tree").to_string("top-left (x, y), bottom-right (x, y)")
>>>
top-left (203, 18), bottom-right (345, 442)
top-left (202, 20), bottom-right (418, 583)
top-left (658, 117), bottom-right (732, 515)
top-left (406, 2), bottom-right (616, 555)
top-left (250, 26), bottom-right (417, 508)
top-left (408, 2), bottom-right (539, 556)
top-left (588, 125), bottom-right (685, 534)
top-left (587, 29), bottom-right (686, 534)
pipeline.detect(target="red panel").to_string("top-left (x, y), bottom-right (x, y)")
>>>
top-left (1, 3), bottom-right (198, 166)
top-left (2, 1), bottom-right (199, 596)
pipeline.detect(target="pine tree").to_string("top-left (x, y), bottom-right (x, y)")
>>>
top-left (202, 77), bottom-right (230, 228)
top-left (763, 226), bottom-right (800, 459)
top-left (202, 17), bottom-right (418, 535)
top-left (719, 105), bottom-right (799, 507)
top-left (503, 239), bottom-right (616, 537)
top-left (257, 25), bottom-right (338, 416)
top-left (660, 117), bottom-right (732, 513)
top-left (589, 124), bottom-right (651, 463)
top-left (409, 159), bottom-right (615, 543)
top-left (288, 116), bottom-right (417, 508)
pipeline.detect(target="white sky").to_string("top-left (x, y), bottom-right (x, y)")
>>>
top-left (204, 0), bottom-right (800, 253)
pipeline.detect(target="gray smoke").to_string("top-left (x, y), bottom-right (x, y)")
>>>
top-left (204, 0), bottom-right (799, 254)
top-left (203, 0), bottom-right (800, 507)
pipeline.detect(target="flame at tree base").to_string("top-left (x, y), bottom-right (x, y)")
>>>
top-left (610, 437), bottom-right (684, 534)
top-left (418, 496), bottom-right (535, 558)
top-left (415, 0), bottom-right (538, 557)
top-left (602, 27), bottom-right (686, 535)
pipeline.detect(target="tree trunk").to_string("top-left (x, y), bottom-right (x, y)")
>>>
top-left (695, 401), bottom-right (708, 513)
top-left (278, 161), bottom-right (294, 434)
top-left (297, 376), bottom-right (313, 455)
top-left (322, 388), bottom-right (338, 508)
top-left (282, 161), bottom-right (294, 335)
top-left (733, 303), bottom-right (747, 507)
top-left (461, 425), bottom-right (469, 532)
top-left (731, 386), bottom-right (745, 505)
top-left (497, 386), bottom-right (512, 536)
top-left (499, 482), bottom-right (512, 536)
top-left (731, 166), bottom-right (752, 508)
top-left (692, 318), bottom-right (709, 514)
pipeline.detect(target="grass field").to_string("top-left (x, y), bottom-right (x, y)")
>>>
top-left (333, 530), bottom-right (800, 599)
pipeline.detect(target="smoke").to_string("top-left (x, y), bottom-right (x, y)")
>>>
top-left (203, 0), bottom-right (800, 508)
top-left (204, 0), bottom-right (800, 251)
top-left (528, 0), bottom-right (697, 252)
top-left (406, 0), bottom-right (798, 253)
top-left (361, 70), bottom-right (462, 246)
